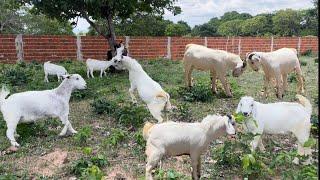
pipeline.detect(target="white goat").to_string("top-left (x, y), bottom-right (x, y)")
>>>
top-left (246, 48), bottom-right (304, 99)
top-left (142, 115), bottom-right (236, 180)
top-left (43, 61), bottom-right (68, 82)
top-left (112, 55), bottom-right (172, 123)
top-left (0, 74), bottom-right (87, 147)
top-left (183, 44), bottom-right (246, 97)
top-left (86, 58), bottom-right (113, 78)
top-left (236, 95), bottom-right (312, 155)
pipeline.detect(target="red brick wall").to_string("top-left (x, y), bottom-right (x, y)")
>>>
top-left (0, 35), bottom-right (16, 63)
top-left (0, 35), bottom-right (318, 63)
top-left (23, 35), bottom-right (77, 62)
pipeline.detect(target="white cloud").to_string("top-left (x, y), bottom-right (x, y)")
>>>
top-left (73, 0), bottom-right (314, 33)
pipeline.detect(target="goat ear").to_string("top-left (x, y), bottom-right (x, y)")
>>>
top-left (248, 53), bottom-right (255, 60)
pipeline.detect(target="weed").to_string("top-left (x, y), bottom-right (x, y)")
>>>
top-left (91, 98), bottom-right (117, 115)
top-left (116, 104), bottom-right (149, 128)
top-left (103, 128), bottom-right (127, 147)
top-left (74, 126), bottom-right (92, 146)
top-left (288, 74), bottom-right (297, 83)
top-left (301, 49), bottom-right (313, 57)
top-left (300, 60), bottom-right (307, 66)
top-left (154, 168), bottom-right (188, 180)
top-left (178, 82), bottom-right (213, 102)
top-left (1, 66), bottom-right (29, 86)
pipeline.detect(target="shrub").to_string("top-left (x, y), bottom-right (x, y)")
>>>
top-left (300, 60), bottom-right (307, 66)
top-left (178, 82), bottom-right (213, 102)
top-left (91, 98), bottom-right (118, 115)
top-left (116, 104), bottom-right (149, 128)
top-left (71, 148), bottom-right (108, 178)
top-left (74, 126), bottom-right (92, 146)
top-left (229, 78), bottom-right (245, 99)
top-left (2, 66), bottom-right (29, 86)
top-left (288, 74), bottom-right (297, 83)
top-left (301, 49), bottom-right (313, 57)
top-left (103, 128), bottom-right (127, 147)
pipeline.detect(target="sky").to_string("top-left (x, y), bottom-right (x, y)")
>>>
top-left (72, 0), bottom-right (314, 33)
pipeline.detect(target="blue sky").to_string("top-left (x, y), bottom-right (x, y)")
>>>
top-left (73, 0), bottom-right (314, 33)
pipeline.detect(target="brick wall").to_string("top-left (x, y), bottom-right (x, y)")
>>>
top-left (0, 34), bottom-right (318, 63)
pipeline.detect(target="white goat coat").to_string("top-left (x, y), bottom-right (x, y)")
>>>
top-left (246, 102), bottom-right (310, 135)
top-left (44, 61), bottom-right (67, 82)
top-left (112, 56), bottom-right (171, 122)
top-left (183, 44), bottom-right (245, 97)
top-left (86, 58), bottom-right (113, 78)
top-left (247, 48), bottom-right (304, 98)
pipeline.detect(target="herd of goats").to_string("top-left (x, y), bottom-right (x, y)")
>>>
top-left (0, 42), bottom-right (313, 179)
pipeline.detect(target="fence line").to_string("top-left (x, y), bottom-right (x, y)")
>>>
top-left (0, 35), bottom-right (317, 63)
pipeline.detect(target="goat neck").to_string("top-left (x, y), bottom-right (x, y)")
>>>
top-left (54, 79), bottom-right (74, 101)
top-left (200, 117), bottom-right (226, 141)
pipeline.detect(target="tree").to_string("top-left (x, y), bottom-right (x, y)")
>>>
top-left (88, 14), bottom-right (173, 36)
top-left (165, 20), bottom-right (191, 36)
top-left (240, 16), bottom-right (269, 36)
top-left (220, 11), bottom-right (252, 22)
top-left (217, 19), bottom-right (244, 36)
top-left (191, 17), bottom-right (221, 37)
top-left (23, 0), bottom-right (181, 55)
top-left (23, 13), bottom-right (74, 35)
top-left (272, 9), bottom-right (301, 36)
top-left (0, 0), bottom-right (23, 33)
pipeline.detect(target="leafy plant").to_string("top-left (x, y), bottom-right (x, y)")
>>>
top-left (116, 104), bottom-right (149, 128)
top-left (2, 66), bottom-right (29, 86)
top-left (91, 98), bottom-right (118, 115)
top-left (301, 49), bottom-right (313, 57)
top-left (241, 153), bottom-right (273, 178)
top-left (74, 126), bottom-right (92, 146)
top-left (178, 82), bottom-right (213, 102)
top-left (104, 128), bottom-right (127, 147)
top-left (80, 165), bottom-right (104, 180)
top-left (300, 60), bottom-right (307, 66)
top-left (154, 168), bottom-right (188, 180)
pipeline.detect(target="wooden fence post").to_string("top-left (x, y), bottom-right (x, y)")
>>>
top-left (297, 37), bottom-right (301, 55)
top-left (270, 36), bottom-right (274, 52)
top-left (76, 35), bottom-right (83, 61)
top-left (166, 36), bottom-right (171, 59)
top-left (125, 36), bottom-right (130, 56)
top-left (15, 34), bottom-right (24, 62)
top-left (204, 37), bottom-right (208, 47)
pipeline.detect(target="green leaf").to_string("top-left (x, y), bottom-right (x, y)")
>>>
top-left (83, 147), bottom-right (93, 155)
top-left (303, 138), bottom-right (316, 147)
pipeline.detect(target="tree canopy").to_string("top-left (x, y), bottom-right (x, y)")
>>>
top-left (22, 0), bottom-right (181, 53)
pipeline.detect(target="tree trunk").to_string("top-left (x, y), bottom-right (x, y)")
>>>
top-left (105, 8), bottom-right (117, 56)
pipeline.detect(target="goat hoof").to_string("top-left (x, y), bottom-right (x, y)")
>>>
top-left (11, 142), bottom-right (20, 147)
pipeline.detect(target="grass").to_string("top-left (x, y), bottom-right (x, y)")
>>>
top-left (0, 56), bottom-right (318, 179)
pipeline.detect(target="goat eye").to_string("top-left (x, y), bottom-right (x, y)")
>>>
top-left (76, 78), bottom-right (79, 80)
top-left (251, 104), bottom-right (253, 107)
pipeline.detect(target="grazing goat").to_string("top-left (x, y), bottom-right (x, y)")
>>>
top-left (143, 115), bottom-right (236, 180)
top-left (183, 44), bottom-right (246, 97)
top-left (246, 48), bottom-right (304, 99)
top-left (112, 55), bottom-right (172, 123)
top-left (236, 95), bottom-right (312, 155)
top-left (43, 61), bottom-right (68, 82)
top-left (86, 58), bottom-right (113, 78)
top-left (0, 74), bottom-right (87, 147)
top-left (107, 40), bottom-right (128, 72)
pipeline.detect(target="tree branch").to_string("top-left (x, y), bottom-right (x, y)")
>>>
top-left (80, 10), bottom-right (106, 38)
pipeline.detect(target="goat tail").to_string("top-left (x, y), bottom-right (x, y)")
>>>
top-left (143, 121), bottom-right (154, 140)
top-left (156, 91), bottom-right (171, 111)
top-left (0, 86), bottom-right (9, 106)
top-left (296, 94), bottom-right (312, 115)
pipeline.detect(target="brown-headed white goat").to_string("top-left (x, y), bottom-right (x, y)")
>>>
top-left (183, 44), bottom-right (246, 97)
top-left (246, 48), bottom-right (304, 99)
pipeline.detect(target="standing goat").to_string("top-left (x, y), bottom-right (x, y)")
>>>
top-left (86, 58), bottom-right (113, 78)
top-left (183, 44), bottom-right (246, 97)
top-left (0, 74), bottom-right (87, 147)
top-left (143, 115), bottom-right (236, 180)
top-left (112, 55), bottom-right (172, 123)
top-left (246, 48), bottom-right (304, 99)
top-left (43, 61), bottom-right (68, 82)
top-left (236, 95), bottom-right (312, 155)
